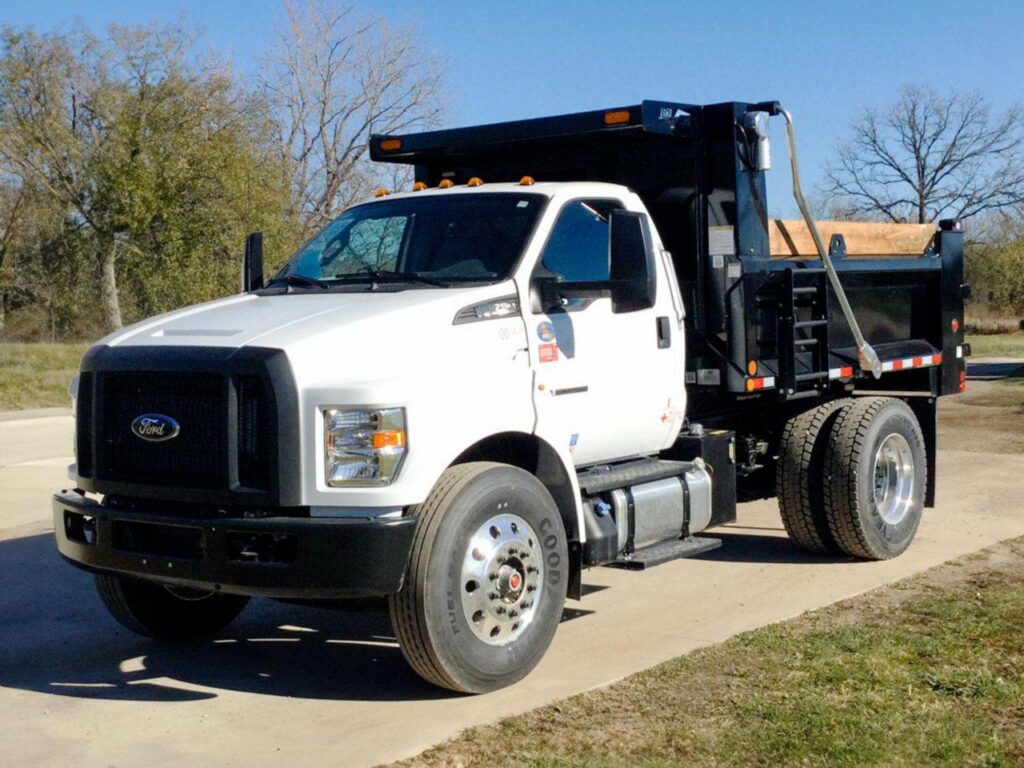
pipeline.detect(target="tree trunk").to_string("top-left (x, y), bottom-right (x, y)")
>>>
top-left (98, 242), bottom-right (122, 331)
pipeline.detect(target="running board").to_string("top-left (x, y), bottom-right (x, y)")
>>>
top-left (608, 536), bottom-right (722, 570)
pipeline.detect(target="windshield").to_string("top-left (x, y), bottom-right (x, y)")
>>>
top-left (272, 193), bottom-right (545, 287)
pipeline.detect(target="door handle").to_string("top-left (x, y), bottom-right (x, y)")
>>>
top-left (656, 316), bottom-right (671, 348)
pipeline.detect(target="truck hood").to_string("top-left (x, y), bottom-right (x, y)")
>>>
top-left (102, 285), bottom-right (514, 353)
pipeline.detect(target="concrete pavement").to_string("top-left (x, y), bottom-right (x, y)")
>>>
top-left (1, 405), bottom-right (1023, 767)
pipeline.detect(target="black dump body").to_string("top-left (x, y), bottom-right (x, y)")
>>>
top-left (372, 101), bottom-right (967, 422)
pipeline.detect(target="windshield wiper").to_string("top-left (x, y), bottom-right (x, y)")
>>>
top-left (266, 273), bottom-right (330, 290)
top-left (330, 270), bottom-right (451, 288)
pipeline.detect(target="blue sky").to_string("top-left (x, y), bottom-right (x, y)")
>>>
top-left (3, 0), bottom-right (1022, 215)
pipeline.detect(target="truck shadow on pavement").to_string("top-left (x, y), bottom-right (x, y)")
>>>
top-left (0, 532), bottom-right (598, 704)
top-left (0, 533), bottom-right (451, 703)
top-left (693, 527), bottom-right (854, 564)
top-left (0, 528), bottom-right (821, 704)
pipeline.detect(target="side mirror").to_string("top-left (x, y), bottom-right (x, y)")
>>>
top-left (607, 210), bottom-right (656, 313)
top-left (531, 210), bottom-right (657, 314)
top-left (243, 232), bottom-right (264, 293)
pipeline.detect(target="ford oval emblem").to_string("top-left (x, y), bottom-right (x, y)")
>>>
top-left (131, 413), bottom-right (180, 442)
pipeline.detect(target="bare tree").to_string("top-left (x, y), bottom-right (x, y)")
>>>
top-left (823, 86), bottom-right (1024, 224)
top-left (262, 0), bottom-right (445, 235)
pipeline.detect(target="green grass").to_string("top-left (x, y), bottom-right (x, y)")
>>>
top-left (967, 333), bottom-right (1024, 359)
top-left (0, 342), bottom-right (89, 411)
top-left (397, 538), bottom-right (1024, 768)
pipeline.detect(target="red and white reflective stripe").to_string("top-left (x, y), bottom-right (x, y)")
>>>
top-left (879, 353), bottom-right (943, 373)
top-left (828, 366), bottom-right (855, 380)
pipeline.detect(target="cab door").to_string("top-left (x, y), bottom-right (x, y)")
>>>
top-left (527, 198), bottom-right (684, 466)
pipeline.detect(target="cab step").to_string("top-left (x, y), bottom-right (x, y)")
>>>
top-left (609, 535), bottom-right (722, 570)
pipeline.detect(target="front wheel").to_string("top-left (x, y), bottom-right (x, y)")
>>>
top-left (94, 574), bottom-right (249, 640)
top-left (388, 462), bottom-right (568, 693)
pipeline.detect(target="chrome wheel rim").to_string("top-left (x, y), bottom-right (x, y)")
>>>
top-left (460, 513), bottom-right (543, 646)
top-left (872, 433), bottom-right (915, 525)
top-left (164, 585), bottom-right (215, 602)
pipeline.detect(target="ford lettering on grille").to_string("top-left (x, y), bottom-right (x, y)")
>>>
top-left (130, 413), bottom-right (181, 442)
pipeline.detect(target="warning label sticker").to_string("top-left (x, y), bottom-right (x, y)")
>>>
top-left (538, 343), bottom-right (559, 363)
top-left (708, 225), bottom-right (735, 256)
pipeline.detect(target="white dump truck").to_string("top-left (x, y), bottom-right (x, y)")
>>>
top-left (55, 100), bottom-right (969, 692)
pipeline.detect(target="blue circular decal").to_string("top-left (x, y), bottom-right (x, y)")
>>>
top-left (536, 321), bottom-right (555, 342)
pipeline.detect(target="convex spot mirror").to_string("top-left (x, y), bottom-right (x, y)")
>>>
top-left (242, 231), bottom-right (264, 292)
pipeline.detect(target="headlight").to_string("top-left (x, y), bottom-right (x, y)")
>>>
top-left (324, 407), bottom-right (407, 486)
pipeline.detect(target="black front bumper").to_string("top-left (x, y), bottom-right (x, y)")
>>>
top-left (53, 492), bottom-right (418, 598)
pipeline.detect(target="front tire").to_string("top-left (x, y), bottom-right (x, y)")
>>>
top-left (824, 397), bottom-right (926, 560)
top-left (388, 462), bottom-right (568, 693)
top-left (94, 574), bottom-right (249, 640)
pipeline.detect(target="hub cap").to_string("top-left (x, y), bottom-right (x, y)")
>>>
top-left (872, 432), bottom-right (915, 525)
top-left (460, 513), bottom-right (543, 646)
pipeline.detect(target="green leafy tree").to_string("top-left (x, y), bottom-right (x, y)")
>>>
top-left (0, 23), bottom-right (298, 333)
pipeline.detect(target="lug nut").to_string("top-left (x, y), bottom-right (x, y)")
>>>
top-left (508, 610), bottom-right (518, 618)
top-left (526, 584), bottom-right (536, 592)
top-left (488, 592), bottom-right (499, 600)
top-left (488, 573), bottom-right (498, 581)
top-left (527, 566), bottom-right (537, 574)
top-left (495, 606), bottom-right (506, 615)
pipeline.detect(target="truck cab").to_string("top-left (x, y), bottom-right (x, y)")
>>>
top-left (54, 100), bottom-right (967, 693)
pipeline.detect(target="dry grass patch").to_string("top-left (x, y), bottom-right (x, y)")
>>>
top-left (0, 342), bottom-right (88, 411)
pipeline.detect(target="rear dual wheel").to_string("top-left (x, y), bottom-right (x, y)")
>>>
top-left (777, 396), bottom-right (925, 560)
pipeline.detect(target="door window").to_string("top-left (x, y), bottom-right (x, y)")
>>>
top-left (540, 200), bottom-right (621, 282)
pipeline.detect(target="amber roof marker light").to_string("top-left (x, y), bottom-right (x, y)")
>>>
top-left (412, 181), bottom-right (427, 191)
top-left (438, 179), bottom-right (454, 189)
top-left (603, 109), bottom-right (631, 125)
top-left (519, 176), bottom-right (535, 186)
top-left (467, 177), bottom-right (484, 187)
top-left (379, 138), bottom-right (402, 152)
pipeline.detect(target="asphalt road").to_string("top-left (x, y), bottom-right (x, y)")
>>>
top-left (2, 406), bottom-right (1024, 768)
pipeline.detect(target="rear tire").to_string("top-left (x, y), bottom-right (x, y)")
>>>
top-left (776, 398), bottom-right (851, 554)
top-left (824, 397), bottom-right (926, 560)
top-left (388, 462), bottom-right (568, 693)
top-left (95, 574), bottom-right (249, 640)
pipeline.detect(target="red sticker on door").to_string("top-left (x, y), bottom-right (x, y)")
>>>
top-left (538, 343), bottom-right (559, 363)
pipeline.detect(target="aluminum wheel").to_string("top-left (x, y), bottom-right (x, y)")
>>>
top-left (460, 513), bottom-right (543, 646)
top-left (164, 585), bottom-right (215, 602)
top-left (872, 432), bottom-right (915, 525)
